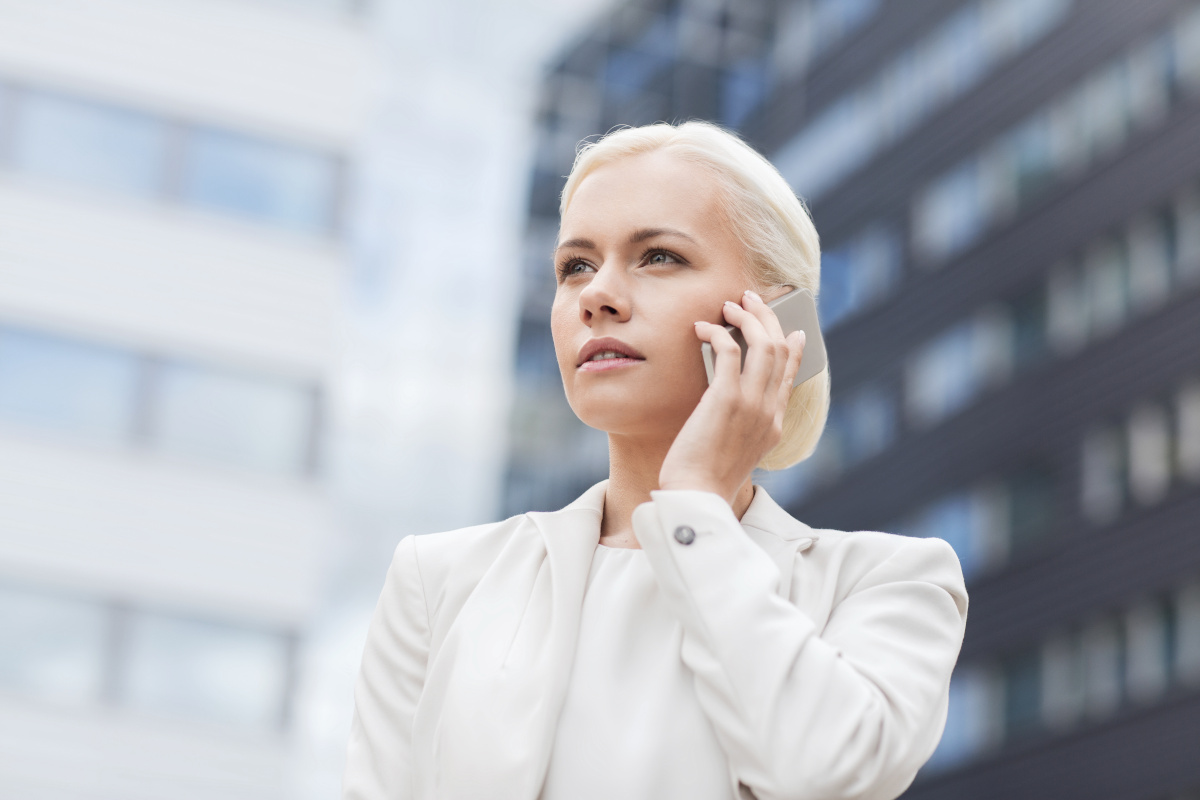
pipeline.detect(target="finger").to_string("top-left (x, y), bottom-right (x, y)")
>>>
top-left (694, 321), bottom-right (744, 387)
top-left (776, 330), bottom-right (806, 405)
top-left (742, 289), bottom-right (786, 340)
top-left (722, 299), bottom-right (777, 395)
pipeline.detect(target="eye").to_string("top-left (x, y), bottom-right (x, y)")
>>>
top-left (557, 258), bottom-right (595, 280)
top-left (643, 248), bottom-right (682, 267)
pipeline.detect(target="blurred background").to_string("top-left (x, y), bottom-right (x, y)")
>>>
top-left (0, 0), bottom-right (1197, 798)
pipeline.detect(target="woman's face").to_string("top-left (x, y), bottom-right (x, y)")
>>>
top-left (551, 150), bottom-right (755, 439)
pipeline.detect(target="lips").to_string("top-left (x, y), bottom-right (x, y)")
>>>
top-left (576, 337), bottom-right (646, 367)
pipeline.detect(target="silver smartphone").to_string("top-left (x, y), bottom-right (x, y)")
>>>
top-left (701, 287), bottom-right (827, 387)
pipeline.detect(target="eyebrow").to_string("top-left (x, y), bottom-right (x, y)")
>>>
top-left (555, 227), bottom-right (698, 252)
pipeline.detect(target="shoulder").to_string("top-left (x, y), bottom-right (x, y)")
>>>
top-left (399, 513), bottom-right (528, 620)
top-left (799, 527), bottom-right (968, 616)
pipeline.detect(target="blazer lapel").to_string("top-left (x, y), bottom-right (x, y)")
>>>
top-left (412, 481), bottom-right (606, 800)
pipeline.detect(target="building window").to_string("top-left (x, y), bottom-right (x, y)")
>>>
top-left (1125, 597), bottom-right (1172, 704)
top-left (1081, 617), bottom-right (1124, 719)
top-left (905, 306), bottom-right (1012, 428)
top-left (9, 89), bottom-right (168, 198)
top-left (0, 326), bottom-right (140, 445)
top-left (0, 83), bottom-right (342, 235)
top-left (924, 666), bottom-right (999, 773)
top-left (721, 57), bottom-right (771, 128)
top-left (774, 0), bottom-right (1069, 199)
top-left (1081, 425), bottom-right (1125, 525)
top-left (819, 223), bottom-right (902, 330)
top-left (121, 611), bottom-right (291, 730)
top-left (152, 362), bottom-right (317, 475)
top-left (1127, 402), bottom-right (1172, 506)
top-left (181, 128), bottom-right (340, 234)
top-left (893, 465), bottom-right (1051, 580)
top-left (913, 19), bottom-right (1188, 263)
top-left (1002, 647), bottom-right (1042, 739)
top-left (0, 584), bottom-right (107, 705)
top-left (0, 323), bottom-right (319, 477)
top-left (1177, 380), bottom-right (1200, 483)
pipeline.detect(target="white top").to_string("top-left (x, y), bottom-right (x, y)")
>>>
top-left (341, 481), bottom-right (969, 800)
top-left (539, 545), bottom-right (735, 800)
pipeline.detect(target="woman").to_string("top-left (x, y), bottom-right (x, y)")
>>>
top-left (342, 121), bottom-right (968, 800)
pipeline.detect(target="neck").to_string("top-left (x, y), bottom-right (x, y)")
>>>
top-left (600, 433), bottom-right (754, 549)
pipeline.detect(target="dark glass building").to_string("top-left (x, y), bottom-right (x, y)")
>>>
top-left (504, 2), bottom-right (1200, 797)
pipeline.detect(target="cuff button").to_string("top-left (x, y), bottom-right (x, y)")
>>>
top-left (673, 525), bottom-right (696, 545)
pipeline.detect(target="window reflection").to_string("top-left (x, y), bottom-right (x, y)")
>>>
top-left (0, 323), bottom-right (318, 476)
top-left (153, 362), bottom-right (315, 475)
top-left (819, 224), bottom-right (901, 330)
top-left (9, 90), bottom-right (167, 198)
top-left (121, 611), bottom-right (289, 729)
top-left (181, 128), bottom-right (339, 234)
top-left (0, 585), bottom-right (107, 705)
top-left (914, 13), bottom-right (1192, 263)
top-left (0, 326), bottom-right (140, 444)
top-left (0, 82), bottom-right (342, 235)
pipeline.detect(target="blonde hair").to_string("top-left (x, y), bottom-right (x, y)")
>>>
top-left (560, 120), bottom-right (830, 470)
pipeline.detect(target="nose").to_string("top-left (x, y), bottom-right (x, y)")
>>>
top-left (578, 265), bottom-right (631, 326)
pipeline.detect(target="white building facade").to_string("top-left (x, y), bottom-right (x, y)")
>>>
top-left (0, 0), bottom-right (372, 796)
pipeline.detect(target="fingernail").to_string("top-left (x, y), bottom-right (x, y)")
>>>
top-left (798, 330), bottom-right (807, 346)
top-left (724, 300), bottom-right (738, 308)
top-left (744, 290), bottom-right (762, 303)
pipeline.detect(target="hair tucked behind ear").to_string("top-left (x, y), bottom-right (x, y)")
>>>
top-left (560, 121), bottom-right (830, 470)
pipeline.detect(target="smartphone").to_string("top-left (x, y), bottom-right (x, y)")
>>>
top-left (701, 287), bottom-right (827, 387)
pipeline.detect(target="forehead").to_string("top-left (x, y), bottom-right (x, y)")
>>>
top-left (560, 151), bottom-right (724, 239)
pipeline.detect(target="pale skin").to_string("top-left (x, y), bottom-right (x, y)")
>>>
top-left (551, 150), bottom-right (807, 548)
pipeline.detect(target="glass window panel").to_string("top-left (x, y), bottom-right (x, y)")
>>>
top-left (1007, 113), bottom-right (1056, 206)
top-left (1173, 5), bottom-right (1200, 90)
top-left (1174, 582), bottom-right (1200, 685)
top-left (0, 585), bottom-right (106, 704)
top-left (913, 159), bottom-right (985, 261)
top-left (10, 90), bottom-right (167, 197)
top-left (1127, 403), bottom-right (1172, 505)
top-left (843, 381), bottom-right (897, 463)
top-left (181, 128), bottom-right (338, 233)
top-left (1008, 467), bottom-right (1054, 553)
top-left (1081, 426), bottom-right (1124, 524)
top-left (1126, 212), bottom-right (1173, 312)
top-left (1041, 631), bottom-right (1084, 730)
top-left (1175, 380), bottom-right (1200, 483)
top-left (924, 667), bottom-right (996, 772)
top-left (1174, 186), bottom-right (1200, 285)
top-left (1083, 239), bottom-right (1130, 339)
top-left (1046, 262), bottom-right (1088, 356)
top-left (818, 246), bottom-right (854, 328)
top-left (1125, 599), bottom-right (1169, 703)
top-left (152, 362), bottom-right (314, 475)
top-left (1010, 287), bottom-right (1048, 371)
top-left (121, 611), bottom-right (288, 729)
top-left (0, 327), bottom-right (139, 443)
top-left (1002, 648), bottom-right (1042, 739)
top-left (925, 493), bottom-right (984, 580)
top-left (1127, 35), bottom-right (1172, 127)
top-left (906, 321), bottom-right (980, 426)
top-left (721, 58), bottom-right (771, 128)
top-left (1081, 618), bottom-right (1123, 719)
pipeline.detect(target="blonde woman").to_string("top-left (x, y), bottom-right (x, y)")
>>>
top-left (342, 121), bottom-right (968, 800)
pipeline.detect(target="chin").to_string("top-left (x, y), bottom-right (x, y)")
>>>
top-left (568, 391), bottom-right (697, 439)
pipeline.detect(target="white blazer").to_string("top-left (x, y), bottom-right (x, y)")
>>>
top-left (342, 480), bottom-right (968, 800)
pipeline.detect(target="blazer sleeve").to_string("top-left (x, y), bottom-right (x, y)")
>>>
top-left (341, 535), bottom-right (430, 800)
top-left (632, 490), bottom-right (968, 800)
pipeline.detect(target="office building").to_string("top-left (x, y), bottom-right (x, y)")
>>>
top-left (505, 1), bottom-right (1200, 797)
top-left (0, 0), bottom-right (370, 796)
